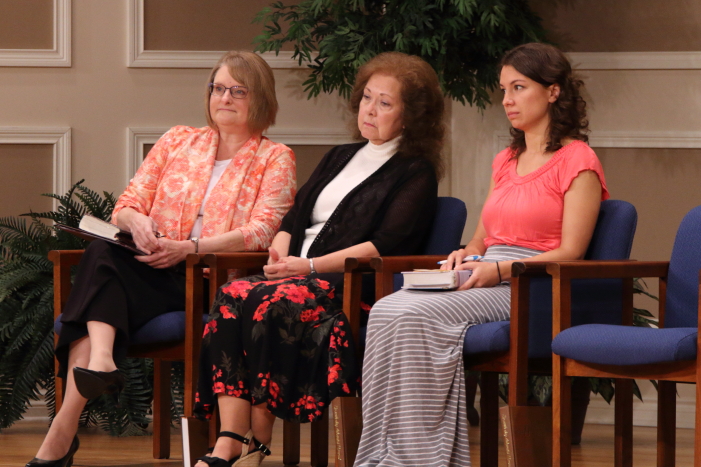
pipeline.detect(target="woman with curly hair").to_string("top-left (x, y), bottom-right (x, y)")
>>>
top-left (193, 52), bottom-right (444, 467)
top-left (355, 43), bottom-right (608, 466)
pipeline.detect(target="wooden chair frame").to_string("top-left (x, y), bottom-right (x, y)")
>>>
top-left (334, 255), bottom-right (551, 467)
top-left (50, 250), bottom-right (208, 459)
top-left (547, 260), bottom-right (701, 467)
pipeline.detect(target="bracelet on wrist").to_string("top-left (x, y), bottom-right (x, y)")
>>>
top-left (495, 261), bottom-right (502, 283)
top-left (309, 257), bottom-right (316, 274)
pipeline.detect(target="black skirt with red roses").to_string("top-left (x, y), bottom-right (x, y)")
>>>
top-left (194, 273), bottom-right (359, 423)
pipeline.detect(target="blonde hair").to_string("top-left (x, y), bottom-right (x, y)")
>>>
top-left (205, 51), bottom-right (278, 134)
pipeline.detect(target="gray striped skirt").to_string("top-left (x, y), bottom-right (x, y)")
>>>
top-left (354, 245), bottom-right (543, 467)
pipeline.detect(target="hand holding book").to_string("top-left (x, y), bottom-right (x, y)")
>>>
top-left (56, 215), bottom-right (147, 255)
top-left (118, 210), bottom-right (162, 254)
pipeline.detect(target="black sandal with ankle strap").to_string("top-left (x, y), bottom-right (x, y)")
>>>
top-left (195, 431), bottom-right (249, 467)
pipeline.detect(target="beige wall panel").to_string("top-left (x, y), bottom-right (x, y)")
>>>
top-left (0, 144), bottom-right (53, 218)
top-left (0, 2), bottom-right (348, 199)
top-left (584, 69), bottom-right (701, 132)
top-left (531, 0), bottom-right (701, 52)
top-left (143, 0), bottom-right (295, 51)
top-left (0, 0), bottom-right (53, 50)
top-left (450, 92), bottom-right (510, 242)
top-left (599, 147), bottom-right (701, 261)
top-left (287, 144), bottom-right (332, 187)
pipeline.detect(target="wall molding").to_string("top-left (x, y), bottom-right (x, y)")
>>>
top-left (127, 127), bottom-right (350, 184)
top-left (128, 0), bottom-right (701, 70)
top-left (127, 0), bottom-right (308, 69)
top-left (0, 127), bottom-right (72, 210)
top-left (126, 127), bottom-right (165, 186)
top-left (494, 130), bottom-right (701, 155)
top-left (0, 0), bottom-right (71, 67)
top-left (569, 51), bottom-right (701, 70)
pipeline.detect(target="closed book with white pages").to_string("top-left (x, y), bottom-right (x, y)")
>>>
top-left (401, 270), bottom-right (472, 290)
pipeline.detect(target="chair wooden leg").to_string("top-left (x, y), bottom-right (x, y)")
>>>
top-left (332, 396), bottom-right (363, 467)
top-left (657, 380), bottom-right (676, 467)
top-left (480, 372), bottom-right (499, 467)
top-left (553, 365), bottom-right (571, 467)
top-left (465, 372), bottom-right (480, 426)
top-left (283, 420), bottom-right (300, 466)
top-left (614, 378), bottom-right (633, 467)
top-left (310, 409), bottom-right (329, 467)
top-left (695, 375), bottom-right (701, 467)
top-left (152, 359), bottom-right (171, 459)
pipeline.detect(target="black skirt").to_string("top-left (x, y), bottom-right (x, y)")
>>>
top-left (55, 240), bottom-right (186, 378)
top-left (194, 272), bottom-right (368, 423)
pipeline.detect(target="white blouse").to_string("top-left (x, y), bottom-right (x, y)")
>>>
top-left (299, 137), bottom-right (399, 258)
top-left (189, 158), bottom-right (231, 238)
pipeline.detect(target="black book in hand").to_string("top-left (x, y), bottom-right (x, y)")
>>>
top-left (56, 215), bottom-right (147, 255)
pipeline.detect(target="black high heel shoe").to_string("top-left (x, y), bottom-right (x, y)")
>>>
top-left (73, 367), bottom-right (125, 400)
top-left (26, 435), bottom-right (80, 467)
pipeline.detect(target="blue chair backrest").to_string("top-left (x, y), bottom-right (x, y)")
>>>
top-left (664, 205), bottom-right (701, 328)
top-left (392, 197), bottom-right (467, 291)
top-left (423, 197), bottom-right (468, 255)
top-left (528, 199), bottom-right (638, 357)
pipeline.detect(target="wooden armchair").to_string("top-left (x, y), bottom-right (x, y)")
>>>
top-left (50, 250), bottom-right (209, 459)
top-left (549, 205), bottom-right (701, 467)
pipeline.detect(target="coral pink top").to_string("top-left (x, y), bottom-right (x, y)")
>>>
top-left (482, 140), bottom-right (609, 252)
top-left (113, 126), bottom-right (296, 251)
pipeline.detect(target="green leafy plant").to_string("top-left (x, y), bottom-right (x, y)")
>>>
top-left (253, 0), bottom-right (547, 107)
top-left (0, 181), bottom-right (184, 435)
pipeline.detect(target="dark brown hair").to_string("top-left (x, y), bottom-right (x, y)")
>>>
top-left (350, 52), bottom-right (445, 179)
top-left (205, 51), bottom-right (278, 134)
top-left (500, 43), bottom-right (589, 156)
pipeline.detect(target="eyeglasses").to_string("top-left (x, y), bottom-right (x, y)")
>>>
top-left (209, 83), bottom-right (249, 99)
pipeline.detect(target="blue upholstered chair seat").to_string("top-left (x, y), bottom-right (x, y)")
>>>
top-left (55, 312), bottom-right (209, 346)
top-left (552, 324), bottom-right (697, 365)
top-left (463, 321), bottom-right (511, 355)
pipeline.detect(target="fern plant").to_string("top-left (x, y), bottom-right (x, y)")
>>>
top-left (253, 0), bottom-right (547, 108)
top-left (0, 181), bottom-right (183, 435)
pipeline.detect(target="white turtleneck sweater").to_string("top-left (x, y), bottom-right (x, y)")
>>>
top-left (299, 137), bottom-right (400, 258)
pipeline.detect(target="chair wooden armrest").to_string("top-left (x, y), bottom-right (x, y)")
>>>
top-left (507, 262), bottom-right (552, 405)
top-left (342, 257), bottom-right (375, 348)
top-left (369, 255), bottom-right (446, 298)
top-left (546, 260), bottom-right (670, 337)
top-left (48, 250), bottom-right (85, 319)
top-left (183, 253), bottom-right (208, 418)
top-left (546, 260), bottom-right (668, 280)
top-left (202, 252), bottom-right (269, 299)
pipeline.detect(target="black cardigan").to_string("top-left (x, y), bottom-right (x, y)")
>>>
top-left (279, 142), bottom-right (438, 258)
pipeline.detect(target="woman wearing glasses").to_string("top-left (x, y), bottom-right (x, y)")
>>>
top-left (26, 51), bottom-right (296, 467)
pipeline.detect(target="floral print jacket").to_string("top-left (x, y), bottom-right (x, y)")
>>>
top-left (112, 126), bottom-right (296, 250)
